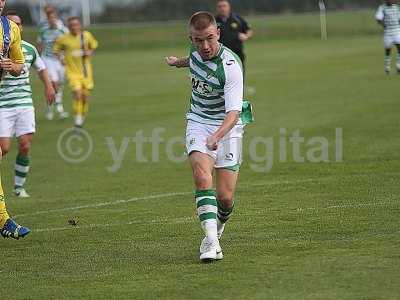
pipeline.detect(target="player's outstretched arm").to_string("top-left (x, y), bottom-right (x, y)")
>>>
top-left (38, 69), bottom-right (56, 105)
top-left (165, 56), bottom-right (189, 68)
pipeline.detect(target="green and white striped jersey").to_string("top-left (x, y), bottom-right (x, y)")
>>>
top-left (37, 22), bottom-right (68, 58)
top-left (0, 41), bottom-right (46, 109)
top-left (38, 19), bottom-right (64, 32)
top-left (187, 44), bottom-right (244, 126)
top-left (375, 4), bottom-right (400, 36)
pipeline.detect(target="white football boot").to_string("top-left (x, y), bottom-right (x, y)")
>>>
top-left (14, 188), bottom-right (30, 198)
top-left (46, 111), bottom-right (54, 120)
top-left (59, 111), bottom-right (70, 119)
top-left (74, 115), bottom-right (84, 128)
top-left (199, 237), bottom-right (223, 261)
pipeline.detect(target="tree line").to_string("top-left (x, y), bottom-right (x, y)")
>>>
top-left (6, 0), bottom-right (384, 25)
top-left (95, 0), bottom-right (383, 23)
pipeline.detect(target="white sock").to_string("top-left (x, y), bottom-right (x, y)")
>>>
top-left (56, 92), bottom-right (65, 113)
top-left (75, 115), bottom-right (84, 126)
top-left (195, 190), bottom-right (218, 242)
top-left (201, 219), bottom-right (218, 242)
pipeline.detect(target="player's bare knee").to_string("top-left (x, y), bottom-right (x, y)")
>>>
top-left (194, 172), bottom-right (212, 190)
top-left (18, 142), bottom-right (31, 156)
top-left (193, 165), bottom-right (212, 189)
top-left (0, 144), bottom-right (10, 156)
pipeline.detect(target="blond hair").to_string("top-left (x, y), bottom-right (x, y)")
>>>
top-left (189, 11), bottom-right (217, 31)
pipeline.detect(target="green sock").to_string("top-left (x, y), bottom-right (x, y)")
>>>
top-left (15, 154), bottom-right (30, 190)
top-left (217, 200), bottom-right (235, 224)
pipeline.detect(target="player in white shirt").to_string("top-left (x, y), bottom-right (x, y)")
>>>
top-left (0, 13), bottom-right (55, 198)
top-left (37, 8), bottom-right (69, 119)
top-left (375, 0), bottom-right (400, 74)
top-left (166, 12), bottom-right (254, 262)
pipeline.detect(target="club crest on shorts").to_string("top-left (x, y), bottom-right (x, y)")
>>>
top-left (189, 137), bottom-right (196, 145)
top-left (225, 153), bottom-right (234, 161)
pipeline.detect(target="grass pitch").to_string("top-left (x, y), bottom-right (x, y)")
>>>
top-left (1, 10), bottom-right (399, 299)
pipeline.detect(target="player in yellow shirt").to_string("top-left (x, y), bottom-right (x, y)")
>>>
top-left (53, 17), bottom-right (98, 127)
top-left (0, 3), bottom-right (24, 76)
top-left (0, 0), bottom-right (31, 239)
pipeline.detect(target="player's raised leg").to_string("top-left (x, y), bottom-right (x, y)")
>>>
top-left (189, 151), bottom-right (221, 262)
top-left (216, 168), bottom-right (239, 239)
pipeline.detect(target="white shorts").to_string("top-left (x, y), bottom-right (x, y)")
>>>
top-left (383, 35), bottom-right (400, 49)
top-left (186, 120), bottom-right (244, 170)
top-left (42, 56), bottom-right (65, 83)
top-left (0, 107), bottom-right (36, 138)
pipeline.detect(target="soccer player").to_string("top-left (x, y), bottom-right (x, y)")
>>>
top-left (53, 17), bottom-right (98, 128)
top-left (375, 0), bottom-right (400, 74)
top-left (38, 4), bottom-right (64, 32)
top-left (166, 11), bottom-right (250, 261)
top-left (37, 8), bottom-right (69, 120)
top-left (0, 0), bottom-right (31, 239)
top-left (215, 0), bottom-right (252, 73)
top-left (0, 12), bottom-right (55, 198)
